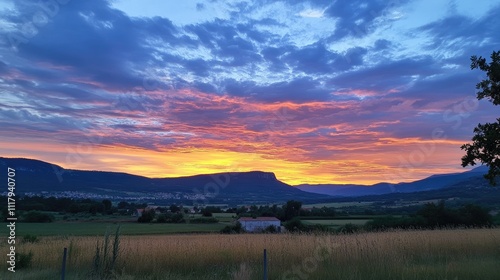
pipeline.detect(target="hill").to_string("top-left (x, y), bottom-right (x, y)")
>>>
top-left (296, 166), bottom-right (489, 197)
top-left (0, 157), bottom-right (329, 204)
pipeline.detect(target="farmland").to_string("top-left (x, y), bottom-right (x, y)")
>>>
top-left (301, 218), bottom-right (371, 228)
top-left (0, 228), bottom-right (499, 279)
top-left (0, 222), bottom-right (226, 236)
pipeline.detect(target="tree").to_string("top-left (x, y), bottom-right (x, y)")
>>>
top-left (137, 209), bottom-right (155, 223)
top-left (117, 201), bottom-right (129, 209)
top-left (283, 200), bottom-right (302, 221)
top-left (23, 211), bottom-right (55, 223)
top-left (201, 208), bottom-right (213, 217)
top-left (169, 204), bottom-right (181, 213)
top-left (102, 199), bottom-right (112, 214)
top-left (461, 50), bottom-right (500, 185)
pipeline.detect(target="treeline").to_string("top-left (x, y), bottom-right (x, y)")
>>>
top-left (223, 200), bottom-right (494, 234)
top-left (137, 208), bottom-right (219, 224)
top-left (208, 200), bottom-right (336, 220)
top-left (365, 201), bottom-right (493, 230)
top-left (284, 201), bottom-right (493, 234)
top-left (0, 196), bottom-right (151, 222)
top-left (0, 195), bottom-right (148, 215)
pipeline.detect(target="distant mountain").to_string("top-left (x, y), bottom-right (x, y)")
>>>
top-left (0, 157), bottom-right (330, 204)
top-left (296, 166), bottom-right (489, 197)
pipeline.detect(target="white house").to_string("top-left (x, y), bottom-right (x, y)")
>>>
top-left (237, 217), bottom-right (281, 232)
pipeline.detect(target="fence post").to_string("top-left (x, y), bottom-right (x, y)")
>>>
top-left (61, 247), bottom-right (67, 280)
top-left (263, 249), bottom-right (268, 280)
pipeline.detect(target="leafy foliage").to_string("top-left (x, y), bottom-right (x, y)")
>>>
top-left (22, 211), bottom-right (54, 223)
top-left (137, 209), bottom-right (155, 223)
top-left (462, 50), bottom-right (500, 185)
top-left (220, 222), bottom-right (244, 234)
top-left (190, 217), bottom-right (218, 223)
top-left (92, 225), bottom-right (121, 279)
top-left (282, 200), bottom-right (302, 221)
top-left (366, 201), bottom-right (492, 230)
top-left (16, 251), bottom-right (33, 270)
top-left (22, 234), bottom-right (39, 243)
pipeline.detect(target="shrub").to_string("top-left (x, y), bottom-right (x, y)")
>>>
top-left (23, 211), bottom-right (54, 223)
top-left (22, 234), bottom-right (39, 243)
top-left (284, 217), bottom-right (306, 232)
top-left (190, 217), bottom-right (218, 223)
top-left (201, 209), bottom-right (213, 217)
top-left (221, 222), bottom-right (244, 234)
top-left (156, 213), bottom-right (185, 223)
top-left (17, 251), bottom-right (33, 270)
top-left (137, 209), bottom-right (155, 223)
top-left (92, 225), bottom-right (121, 279)
top-left (156, 214), bottom-right (167, 223)
top-left (337, 223), bottom-right (362, 234)
top-left (263, 225), bottom-right (278, 233)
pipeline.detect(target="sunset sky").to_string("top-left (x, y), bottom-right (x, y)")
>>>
top-left (0, 0), bottom-right (499, 185)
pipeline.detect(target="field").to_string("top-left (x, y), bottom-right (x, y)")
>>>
top-left (0, 222), bottom-right (225, 236)
top-left (303, 202), bottom-right (373, 208)
top-left (0, 213), bottom-right (236, 236)
top-left (1, 228), bottom-right (499, 279)
top-left (302, 219), bottom-right (371, 228)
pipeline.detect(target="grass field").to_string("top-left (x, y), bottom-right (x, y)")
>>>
top-left (1, 228), bottom-right (499, 279)
top-left (0, 222), bottom-right (226, 236)
top-left (303, 202), bottom-right (373, 208)
top-left (302, 219), bottom-right (371, 228)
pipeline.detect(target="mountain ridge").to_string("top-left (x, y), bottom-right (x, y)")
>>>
top-left (0, 157), bottom-right (327, 204)
top-left (0, 157), bottom-right (491, 203)
top-left (296, 166), bottom-right (489, 197)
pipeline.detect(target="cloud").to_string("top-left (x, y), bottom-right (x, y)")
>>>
top-left (196, 3), bottom-right (205, 11)
top-left (284, 43), bottom-right (367, 74)
top-left (325, 0), bottom-right (409, 40)
top-left (0, 0), bottom-right (498, 184)
top-left (329, 55), bottom-right (442, 93)
top-left (417, 4), bottom-right (500, 59)
top-left (223, 77), bottom-right (332, 103)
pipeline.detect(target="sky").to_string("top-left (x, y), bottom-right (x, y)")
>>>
top-left (0, 0), bottom-right (499, 185)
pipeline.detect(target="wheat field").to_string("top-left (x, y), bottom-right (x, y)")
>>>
top-left (1, 228), bottom-right (499, 279)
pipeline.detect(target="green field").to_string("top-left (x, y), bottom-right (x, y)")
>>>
top-left (302, 219), bottom-right (372, 227)
top-left (0, 222), bottom-right (226, 236)
top-left (303, 201), bottom-right (373, 208)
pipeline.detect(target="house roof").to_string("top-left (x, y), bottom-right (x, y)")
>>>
top-left (238, 217), bottom-right (280, 222)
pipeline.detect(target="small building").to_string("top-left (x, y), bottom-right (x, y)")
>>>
top-left (134, 206), bottom-right (161, 217)
top-left (134, 208), bottom-right (144, 217)
top-left (238, 217), bottom-right (281, 232)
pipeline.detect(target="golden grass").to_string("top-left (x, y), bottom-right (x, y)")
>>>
top-left (1, 228), bottom-right (499, 279)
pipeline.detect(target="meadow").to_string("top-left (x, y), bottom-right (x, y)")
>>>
top-left (1, 228), bottom-right (499, 279)
top-left (301, 219), bottom-right (371, 228)
top-left (0, 222), bottom-right (226, 236)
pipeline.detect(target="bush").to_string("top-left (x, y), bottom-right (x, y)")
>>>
top-left (92, 225), bottom-right (121, 279)
top-left (221, 222), bottom-right (244, 234)
top-left (137, 209), bottom-right (155, 223)
top-left (337, 223), bottom-right (361, 234)
top-left (263, 225), bottom-right (278, 233)
top-left (22, 211), bottom-right (54, 223)
top-left (22, 234), bottom-right (39, 243)
top-left (201, 209), bottom-right (213, 217)
top-left (284, 217), bottom-right (306, 232)
top-left (365, 216), bottom-right (427, 231)
top-left (156, 214), bottom-right (167, 223)
top-left (156, 213), bottom-right (185, 223)
top-left (17, 251), bottom-right (33, 270)
top-left (190, 217), bottom-right (218, 223)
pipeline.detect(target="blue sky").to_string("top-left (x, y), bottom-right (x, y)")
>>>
top-left (0, 0), bottom-right (499, 184)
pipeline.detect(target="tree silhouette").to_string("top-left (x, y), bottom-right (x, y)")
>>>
top-left (461, 50), bottom-right (500, 185)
